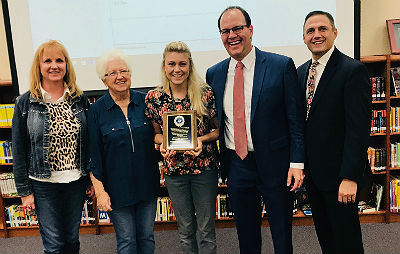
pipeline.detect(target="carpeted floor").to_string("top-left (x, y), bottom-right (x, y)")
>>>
top-left (0, 223), bottom-right (398, 253)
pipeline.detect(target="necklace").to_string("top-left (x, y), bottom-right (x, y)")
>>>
top-left (168, 82), bottom-right (188, 107)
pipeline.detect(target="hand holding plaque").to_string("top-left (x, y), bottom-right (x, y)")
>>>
top-left (163, 110), bottom-right (197, 151)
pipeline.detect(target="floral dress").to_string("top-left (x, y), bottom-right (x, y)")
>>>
top-left (145, 85), bottom-right (219, 176)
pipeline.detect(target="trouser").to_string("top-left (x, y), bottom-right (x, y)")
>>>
top-left (225, 149), bottom-right (294, 254)
top-left (165, 169), bottom-right (218, 254)
top-left (306, 177), bottom-right (364, 254)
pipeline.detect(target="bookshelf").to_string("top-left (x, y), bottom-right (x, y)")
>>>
top-left (361, 54), bottom-right (400, 224)
top-left (0, 75), bottom-right (396, 239)
top-left (0, 80), bottom-right (14, 238)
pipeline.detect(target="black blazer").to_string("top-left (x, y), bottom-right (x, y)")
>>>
top-left (297, 48), bottom-right (371, 191)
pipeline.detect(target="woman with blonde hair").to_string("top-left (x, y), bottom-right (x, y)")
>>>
top-left (12, 40), bottom-right (93, 254)
top-left (145, 41), bottom-right (219, 254)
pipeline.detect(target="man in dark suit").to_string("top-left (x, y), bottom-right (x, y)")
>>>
top-left (297, 11), bottom-right (371, 253)
top-left (206, 6), bottom-right (305, 254)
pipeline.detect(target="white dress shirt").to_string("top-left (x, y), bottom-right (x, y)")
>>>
top-left (223, 46), bottom-right (256, 151)
top-left (308, 45), bottom-right (335, 96)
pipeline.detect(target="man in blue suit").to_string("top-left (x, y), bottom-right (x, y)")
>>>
top-left (206, 6), bottom-right (305, 254)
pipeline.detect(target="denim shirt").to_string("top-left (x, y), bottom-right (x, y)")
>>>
top-left (88, 89), bottom-right (160, 209)
top-left (12, 91), bottom-right (90, 196)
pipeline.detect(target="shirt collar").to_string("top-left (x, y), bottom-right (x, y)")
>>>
top-left (40, 83), bottom-right (70, 104)
top-left (229, 46), bottom-right (255, 70)
top-left (312, 45), bottom-right (335, 67)
top-left (104, 89), bottom-right (137, 110)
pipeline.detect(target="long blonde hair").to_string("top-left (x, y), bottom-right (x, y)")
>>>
top-left (29, 40), bottom-right (82, 100)
top-left (159, 41), bottom-right (208, 118)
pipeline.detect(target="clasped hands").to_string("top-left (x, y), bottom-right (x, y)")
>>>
top-left (160, 138), bottom-right (203, 158)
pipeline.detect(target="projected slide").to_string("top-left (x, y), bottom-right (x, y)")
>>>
top-left (27, 0), bottom-right (335, 58)
top-left (9, 0), bottom-right (349, 92)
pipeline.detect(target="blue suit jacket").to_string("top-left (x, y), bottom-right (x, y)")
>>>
top-left (206, 47), bottom-right (305, 187)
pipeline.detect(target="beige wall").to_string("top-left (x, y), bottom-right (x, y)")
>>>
top-left (361, 0), bottom-right (400, 57)
top-left (0, 3), bottom-right (11, 80)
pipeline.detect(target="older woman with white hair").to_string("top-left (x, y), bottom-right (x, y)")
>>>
top-left (88, 50), bottom-right (159, 254)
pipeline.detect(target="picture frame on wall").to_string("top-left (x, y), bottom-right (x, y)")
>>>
top-left (387, 19), bottom-right (400, 54)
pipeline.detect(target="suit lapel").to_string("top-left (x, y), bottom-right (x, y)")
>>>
top-left (302, 60), bottom-right (312, 94)
top-left (308, 48), bottom-right (340, 118)
top-left (251, 48), bottom-right (268, 123)
top-left (214, 59), bottom-right (230, 129)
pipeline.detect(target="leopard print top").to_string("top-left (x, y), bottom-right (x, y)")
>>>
top-left (47, 99), bottom-right (80, 172)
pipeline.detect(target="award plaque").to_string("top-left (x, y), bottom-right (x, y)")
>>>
top-left (163, 110), bottom-right (197, 151)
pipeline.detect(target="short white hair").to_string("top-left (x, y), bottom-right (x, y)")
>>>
top-left (96, 49), bottom-right (132, 80)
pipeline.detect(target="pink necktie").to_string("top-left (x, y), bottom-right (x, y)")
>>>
top-left (306, 61), bottom-right (319, 119)
top-left (233, 61), bottom-right (248, 160)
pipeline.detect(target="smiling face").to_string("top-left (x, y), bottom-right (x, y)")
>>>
top-left (219, 9), bottom-right (253, 61)
top-left (303, 14), bottom-right (337, 60)
top-left (103, 58), bottom-right (131, 94)
top-left (163, 52), bottom-right (190, 87)
top-left (39, 47), bottom-right (66, 84)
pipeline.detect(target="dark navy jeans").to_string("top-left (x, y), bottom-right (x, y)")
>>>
top-left (32, 177), bottom-right (87, 254)
top-left (108, 199), bottom-right (157, 254)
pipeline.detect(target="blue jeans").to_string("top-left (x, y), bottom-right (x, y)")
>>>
top-left (165, 169), bottom-right (218, 254)
top-left (32, 177), bottom-right (87, 254)
top-left (108, 199), bottom-right (157, 254)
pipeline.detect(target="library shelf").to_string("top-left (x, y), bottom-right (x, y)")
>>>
top-left (0, 80), bottom-right (12, 87)
top-left (370, 133), bottom-right (386, 136)
top-left (372, 100), bottom-right (386, 104)
top-left (1, 195), bottom-right (19, 199)
top-left (372, 171), bottom-right (386, 175)
top-left (388, 212), bottom-right (400, 223)
top-left (360, 55), bottom-right (387, 63)
top-left (359, 210), bottom-right (386, 224)
top-left (3, 224), bottom-right (98, 238)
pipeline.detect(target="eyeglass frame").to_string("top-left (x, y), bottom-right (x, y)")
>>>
top-left (104, 69), bottom-right (130, 78)
top-left (219, 25), bottom-right (249, 36)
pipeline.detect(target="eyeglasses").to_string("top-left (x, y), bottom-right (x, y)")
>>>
top-left (219, 25), bottom-right (248, 36)
top-left (104, 69), bottom-right (130, 78)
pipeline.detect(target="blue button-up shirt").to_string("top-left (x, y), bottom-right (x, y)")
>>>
top-left (88, 89), bottom-right (159, 209)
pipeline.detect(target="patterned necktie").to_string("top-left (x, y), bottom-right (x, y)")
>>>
top-left (306, 61), bottom-right (319, 119)
top-left (233, 61), bottom-right (248, 160)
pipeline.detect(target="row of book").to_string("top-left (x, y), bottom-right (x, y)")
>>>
top-left (0, 104), bottom-right (14, 127)
top-left (0, 172), bottom-right (17, 197)
top-left (371, 77), bottom-right (385, 101)
top-left (391, 67), bottom-right (400, 97)
top-left (390, 176), bottom-right (400, 212)
top-left (391, 143), bottom-right (400, 168)
top-left (358, 183), bottom-right (383, 213)
top-left (371, 110), bottom-right (386, 134)
top-left (367, 147), bottom-right (386, 172)
top-left (369, 108), bottom-right (400, 134)
top-left (0, 140), bottom-right (12, 163)
top-left (390, 107), bottom-right (400, 133)
top-left (5, 204), bottom-right (38, 227)
top-left (5, 199), bottom-right (96, 227)
top-left (156, 197), bottom-right (176, 221)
